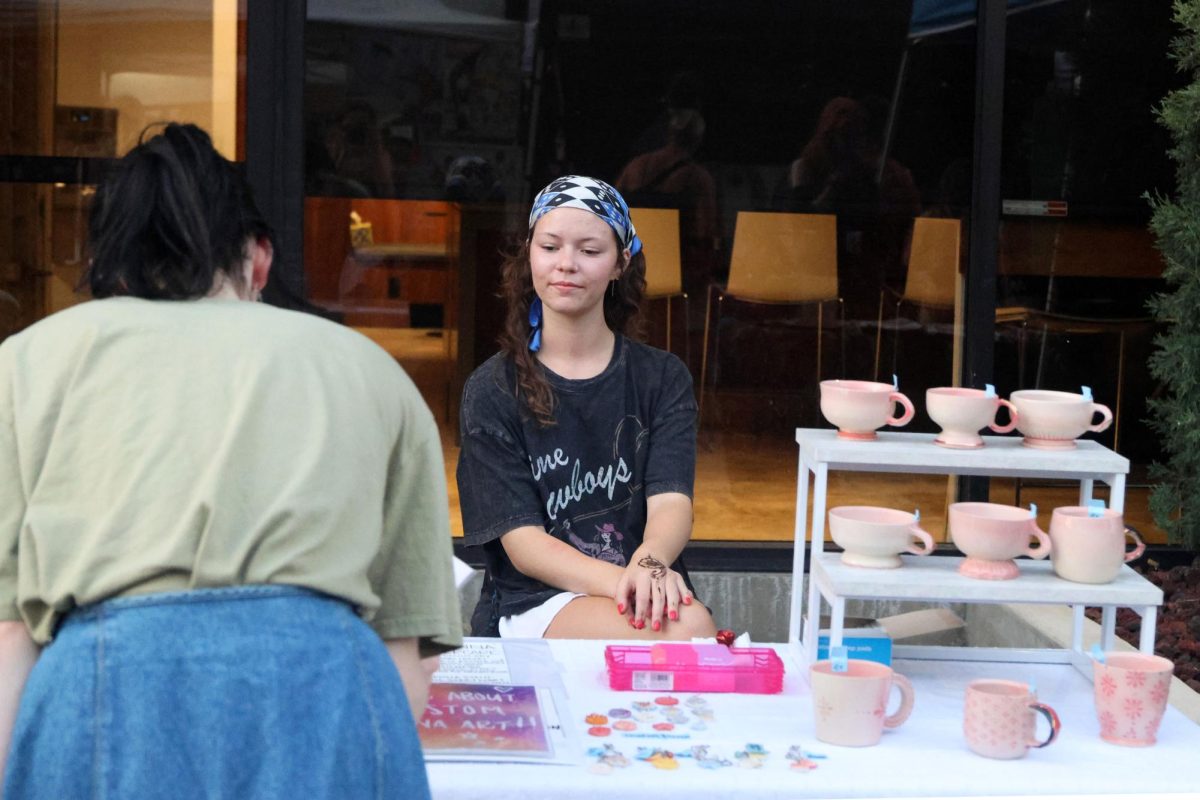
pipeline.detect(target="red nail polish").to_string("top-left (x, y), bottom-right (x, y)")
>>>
top-left (617, 603), bottom-right (625, 614)
top-left (669, 611), bottom-right (678, 621)
top-left (653, 620), bottom-right (661, 631)
top-left (683, 596), bottom-right (693, 605)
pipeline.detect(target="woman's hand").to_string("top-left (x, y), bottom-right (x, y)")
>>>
top-left (613, 554), bottom-right (693, 632)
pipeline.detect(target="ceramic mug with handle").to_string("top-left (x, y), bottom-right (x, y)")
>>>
top-left (964, 679), bottom-right (1060, 759)
top-left (810, 658), bottom-right (915, 747)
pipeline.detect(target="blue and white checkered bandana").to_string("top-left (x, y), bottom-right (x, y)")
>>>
top-left (528, 175), bottom-right (642, 256)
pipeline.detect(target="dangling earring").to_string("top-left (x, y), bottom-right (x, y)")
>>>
top-left (527, 296), bottom-right (543, 352)
top-left (609, 280), bottom-right (618, 297)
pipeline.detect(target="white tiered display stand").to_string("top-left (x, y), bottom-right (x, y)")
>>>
top-left (789, 428), bottom-right (1164, 677)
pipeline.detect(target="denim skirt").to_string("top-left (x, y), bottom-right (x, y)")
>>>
top-left (3, 585), bottom-right (430, 800)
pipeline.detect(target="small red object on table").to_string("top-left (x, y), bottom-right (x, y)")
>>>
top-left (716, 629), bottom-right (736, 647)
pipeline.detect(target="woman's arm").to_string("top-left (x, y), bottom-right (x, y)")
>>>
top-left (616, 492), bottom-right (696, 628)
top-left (0, 620), bottom-right (39, 786)
top-left (385, 637), bottom-right (437, 720)
top-left (500, 525), bottom-right (626, 598)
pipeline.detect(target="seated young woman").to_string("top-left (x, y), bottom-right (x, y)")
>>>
top-left (457, 175), bottom-right (717, 640)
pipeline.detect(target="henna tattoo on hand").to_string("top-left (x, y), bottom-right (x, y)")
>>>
top-left (637, 555), bottom-right (667, 581)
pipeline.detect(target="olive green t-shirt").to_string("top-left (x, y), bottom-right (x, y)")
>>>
top-left (0, 297), bottom-right (461, 655)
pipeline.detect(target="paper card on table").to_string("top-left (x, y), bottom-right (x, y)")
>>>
top-left (418, 683), bottom-right (573, 763)
top-left (433, 640), bottom-right (512, 684)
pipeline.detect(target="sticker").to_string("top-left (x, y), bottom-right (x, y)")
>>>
top-left (588, 726), bottom-right (612, 737)
top-left (685, 696), bottom-right (708, 708)
top-left (690, 721), bottom-right (707, 732)
top-left (613, 720), bottom-right (638, 732)
top-left (652, 722), bottom-right (675, 732)
top-left (637, 747), bottom-right (679, 770)
top-left (1087, 499), bottom-right (1106, 518)
top-left (787, 744), bottom-right (825, 770)
top-left (585, 713), bottom-right (609, 725)
top-left (587, 743), bottom-right (630, 774)
top-left (786, 746), bottom-right (819, 771)
top-left (689, 745), bottom-right (732, 769)
top-left (654, 696), bottom-right (679, 706)
top-left (734, 743), bottom-right (769, 769)
top-left (608, 708), bottom-right (632, 719)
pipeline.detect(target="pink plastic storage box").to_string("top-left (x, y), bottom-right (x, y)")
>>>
top-left (605, 643), bottom-right (784, 693)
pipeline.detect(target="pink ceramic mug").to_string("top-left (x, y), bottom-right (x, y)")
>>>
top-left (810, 659), bottom-right (915, 747)
top-left (926, 387), bottom-right (1018, 449)
top-left (1050, 507), bottom-right (1146, 584)
top-left (963, 679), bottom-right (1060, 759)
top-left (1094, 652), bottom-right (1174, 747)
top-left (1010, 389), bottom-right (1113, 449)
top-left (949, 502), bottom-right (1051, 580)
top-left (820, 380), bottom-right (915, 441)
top-left (828, 506), bottom-right (935, 569)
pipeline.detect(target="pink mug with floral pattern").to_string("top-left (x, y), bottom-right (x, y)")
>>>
top-left (963, 679), bottom-right (1060, 759)
top-left (810, 659), bottom-right (915, 747)
top-left (1093, 652), bottom-right (1174, 746)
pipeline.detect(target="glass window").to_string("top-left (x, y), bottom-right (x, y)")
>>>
top-left (0, 0), bottom-right (246, 338)
top-left (994, 0), bottom-right (1179, 542)
top-left (303, 1), bottom-right (979, 544)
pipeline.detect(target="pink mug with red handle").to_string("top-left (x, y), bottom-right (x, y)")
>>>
top-left (964, 679), bottom-right (1060, 759)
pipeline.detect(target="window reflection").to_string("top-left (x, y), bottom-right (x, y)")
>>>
top-left (0, 1), bottom-right (245, 340)
top-left (291, 1), bottom-right (1180, 544)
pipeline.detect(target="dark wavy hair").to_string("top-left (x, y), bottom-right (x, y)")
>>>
top-left (499, 232), bottom-right (646, 427)
top-left (84, 123), bottom-right (274, 300)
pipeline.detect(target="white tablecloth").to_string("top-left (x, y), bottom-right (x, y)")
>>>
top-left (426, 639), bottom-right (1200, 799)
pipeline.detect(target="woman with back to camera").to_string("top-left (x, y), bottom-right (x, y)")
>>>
top-left (0, 123), bottom-right (461, 799)
top-left (457, 175), bottom-right (717, 640)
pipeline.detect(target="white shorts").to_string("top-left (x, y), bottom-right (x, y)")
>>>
top-left (498, 591), bottom-right (586, 638)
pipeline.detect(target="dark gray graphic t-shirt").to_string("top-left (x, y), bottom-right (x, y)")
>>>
top-left (457, 335), bottom-right (697, 635)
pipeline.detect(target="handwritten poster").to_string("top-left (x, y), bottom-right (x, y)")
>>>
top-left (419, 684), bottom-right (558, 761)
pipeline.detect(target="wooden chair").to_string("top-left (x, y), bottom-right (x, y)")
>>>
top-left (699, 211), bottom-right (841, 423)
top-left (874, 217), bottom-right (962, 382)
top-left (630, 207), bottom-right (687, 362)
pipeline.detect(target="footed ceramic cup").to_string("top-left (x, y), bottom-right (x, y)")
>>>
top-left (1093, 652), bottom-right (1174, 747)
top-left (1010, 389), bottom-right (1113, 449)
top-left (963, 679), bottom-right (1060, 759)
top-left (949, 502), bottom-right (1051, 580)
top-left (810, 659), bottom-right (915, 747)
top-left (820, 380), bottom-right (914, 441)
top-left (1050, 506), bottom-right (1146, 584)
top-left (828, 506), bottom-right (935, 568)
top-left (926, 387), bottom-right (1018, 449)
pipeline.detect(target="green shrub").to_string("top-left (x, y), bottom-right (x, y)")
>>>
top-left (1148, 0), bottom-right (1200, 549)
